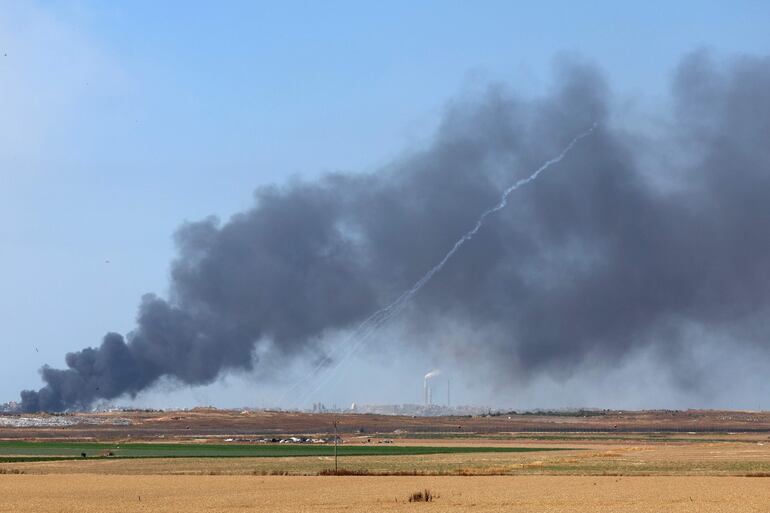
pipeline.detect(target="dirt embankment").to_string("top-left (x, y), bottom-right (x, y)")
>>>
top-left (2, 409), bottom-right (770, 441)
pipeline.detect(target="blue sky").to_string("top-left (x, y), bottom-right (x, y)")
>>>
top-left (2, 1), bottom-right (770, 409)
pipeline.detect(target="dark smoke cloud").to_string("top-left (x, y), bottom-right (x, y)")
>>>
top-left (20, 51), bottom-right (770, 412)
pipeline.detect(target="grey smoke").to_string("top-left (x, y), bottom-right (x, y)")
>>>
top-left (20, 51), bottom-right (770, 412)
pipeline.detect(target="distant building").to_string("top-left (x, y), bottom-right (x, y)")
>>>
top-left (0, 401), bottom-right (19, 413)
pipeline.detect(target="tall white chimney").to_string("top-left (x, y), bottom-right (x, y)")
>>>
top-left (423, 369), bottom-right (440, 407)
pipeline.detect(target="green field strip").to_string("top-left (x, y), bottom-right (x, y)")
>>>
top-left (0, 441), bottom-right (572, 459)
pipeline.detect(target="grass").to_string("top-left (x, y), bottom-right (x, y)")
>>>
top-left (0, 441), bottom-right (568, 460)
top-left (318, 468), bottom-right (452, 476)
top-left (0, 456), bottom-right (80, 463)
top-left (5, 440), bottom-right (770, 477)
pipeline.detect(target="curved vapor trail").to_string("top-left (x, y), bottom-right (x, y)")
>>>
top-left (289, 123), bottom-right (598, 407)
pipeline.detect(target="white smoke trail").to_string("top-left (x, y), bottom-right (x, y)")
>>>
top-left (289, 123), bottom-right (598, 407)
top-left (275, 304), bottom-right (396, 406)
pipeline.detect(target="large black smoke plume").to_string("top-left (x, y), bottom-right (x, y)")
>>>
top-left (20, 51), bottom-right (770, 412)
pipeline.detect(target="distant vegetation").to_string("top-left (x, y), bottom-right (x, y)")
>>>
top-left (0, 441), bottom-right (566, 460)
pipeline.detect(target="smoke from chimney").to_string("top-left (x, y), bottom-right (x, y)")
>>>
top-left (423, 369), bottom-right (441, 406)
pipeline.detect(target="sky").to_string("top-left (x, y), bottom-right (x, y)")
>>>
top-left (2, 1), bottom-right (770, 411)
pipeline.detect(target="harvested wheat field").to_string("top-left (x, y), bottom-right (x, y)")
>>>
top-left (2, 474), bottom-right (770, 513)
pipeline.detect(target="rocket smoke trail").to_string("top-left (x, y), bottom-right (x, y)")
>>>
top-left (294, 123), bottom-right (597, 405)
top-left (17, 52), bottom-right (770, 411)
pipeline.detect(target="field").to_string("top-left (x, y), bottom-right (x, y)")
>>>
top-left (0, 440), bottom-right (559, 461)
top-left (2, 410), bottom-right (770, 511)
top-left (3, 475), bottom-right (770, 513)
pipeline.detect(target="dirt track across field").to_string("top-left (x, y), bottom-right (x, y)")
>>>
top-left (2, 474), bottom-right (770, 513)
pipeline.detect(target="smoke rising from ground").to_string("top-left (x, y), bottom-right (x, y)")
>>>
top-left (20, 51), bottom-right (770, 412)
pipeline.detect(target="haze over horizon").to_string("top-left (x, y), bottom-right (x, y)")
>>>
top-left (3, 1), bottom-right (770, 412)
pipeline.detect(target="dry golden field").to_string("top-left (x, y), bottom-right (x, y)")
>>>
top-left (2, 474), bottom-right (770, 513)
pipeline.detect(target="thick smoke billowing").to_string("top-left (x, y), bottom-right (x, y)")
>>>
top-left (21, 51), bottom-right (770, 412)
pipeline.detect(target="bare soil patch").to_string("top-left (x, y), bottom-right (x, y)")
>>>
top-left (3, 409), bottom-right (770, 441)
